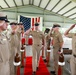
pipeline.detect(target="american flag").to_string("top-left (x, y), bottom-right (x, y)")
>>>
top-left (19, 15), bottom-right (40, 31)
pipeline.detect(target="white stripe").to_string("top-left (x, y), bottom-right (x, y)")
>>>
top-left (13, 61), bottom-right (21, 66)
top-left (47, 50), bottom-right (51, 52)
top-left (20, 49), bottom-right (24, 52)
top-left (58, 61), bottom-right (65, 66)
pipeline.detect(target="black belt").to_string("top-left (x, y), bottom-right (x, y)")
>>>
top-left (73, 54), bottom-right (76, 58)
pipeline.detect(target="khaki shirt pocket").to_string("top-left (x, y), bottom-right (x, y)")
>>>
top-left (0, 38), bottom-right (7, 44)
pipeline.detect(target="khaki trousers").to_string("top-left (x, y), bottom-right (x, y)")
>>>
top-left (0, 62), bottom-right (10, 75)
top-left (44, 42), bottom-right (48, 59)
top-left (32, 44), bottom-right (42, 71)
top-left (10, 47), bottom-right (17, 75)
top-left (70, 55), bottom-right (76, 75)
top-left (53, 47), bottom-right (59, 75)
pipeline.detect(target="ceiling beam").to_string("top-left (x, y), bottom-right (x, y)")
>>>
top-left (0, 4), bottom-right (76, 22)
top-left (0, 6), bottom-right (3, 9)
top-left (4, 0), bottom-right (10, 8)
top-left (72, 17), bottom-right (76, 20)
top-left (44, 0), bottom-right (51, 10)
top-left (13, 0), bottom-right (17, 7)
top-left (67, 13), bottom-right (76, 18)
top-left (32, 0), bottom-right (34, 5)
top-left (56, 1), bottom-right (72, 14)
top-left (3, 10), bottom-right (56, 16)
top-left (29, 0), bottom-right (31, 5)
top-left (21, 0), bottom-right (24, 6)
top-left (50, 0), bottom-right (61, 11)
top-left (38, 0), bottom-right (42, 7)
top-left (3, 9), bottom-right (76, 21)
top-left (61, 6), bottom-right (76, 16)
top-left (44, 20), bottom-right (74, 24)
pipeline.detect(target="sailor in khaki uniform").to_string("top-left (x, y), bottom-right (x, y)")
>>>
top-left (25, 23), bottom-right (45, 75)
top-left (17, 22), bottom-right (24, 41)
top-left (49, 24), bottom-right (63, 75)
top-left (0, 15), bottom-right (10, 75)
top-left (9, 22), bottom-right (19, 75)
top-left (64, 24), bottom-right (76, 75)
top-left (15, 23), bottom-right (23, 57)
top-left (43, 28), bottom-right (51, 62)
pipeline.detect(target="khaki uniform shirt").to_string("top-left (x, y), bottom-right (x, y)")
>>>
top-left (9, 30), bottom-right (19, 57)
top-left (0, 32), bottom-right (10, 74)
top-left (10, 33), bottom-right (19, 48)
top-left (66, 33), bottom-right (76, 55)
top-left (29, 30), bottom-right (44, 45)
top-left (16, 28), bottom-right (21, 41)
top-left (45, 33), bottom-right (51, 47)
top-left (50, 31), bottom-right (63, 48)
top-left (0, 32), bottom-right (10, 62)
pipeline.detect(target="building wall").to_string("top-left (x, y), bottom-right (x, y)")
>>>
top-left (1, 5), bottom-right (74, 49)
top-left (1, 5), bottom-right (75, 28)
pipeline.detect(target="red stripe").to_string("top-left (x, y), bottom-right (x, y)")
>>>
top-left (35, 18), bottom-right (37, 23)
top-left (38, 17), bottom-right (40, 23)
top-left (32, 18), bottom-right (34, 26)
top-left (32, 18), bottom-right (34, 31)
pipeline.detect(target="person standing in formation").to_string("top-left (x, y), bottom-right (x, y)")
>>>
top-left (9, 22), bottom-right (19, 75)
top-left (43, 28), bottom-right (51, 63)
top-left (49, 24), bottom-right (63, 75)
top-left (0, 13), bottom-right (10, 75)
top-left (64, 24), bottom-right (76, 75)
top-left (16, 22), bottom-right (24, 58)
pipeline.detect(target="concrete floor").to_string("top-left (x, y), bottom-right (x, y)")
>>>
top-left (21, 45), bottom-right (71, 75)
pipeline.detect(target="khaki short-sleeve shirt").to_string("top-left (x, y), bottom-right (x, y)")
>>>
top-left (0, 33), bottom-right (10, 62)
top-left (29, 31), bottom-right (44, 45)
top-left (67, 33), bottom-right (76, 54)
top-left (50, 31), bottom-right (63, 48)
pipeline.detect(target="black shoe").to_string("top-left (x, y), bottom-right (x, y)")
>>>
top-left (21, 65), bottom-right (24, 68)
top-left (43, 59), bottom-right (47, 62)
top-left (50, 71), bottom-right (55, 74)
top-left (32, 71), bottom-right (36, 75)
top-left (36, 67), bottom-right (39, 71)
top-left (54, 73), bottom-right (56, 75)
